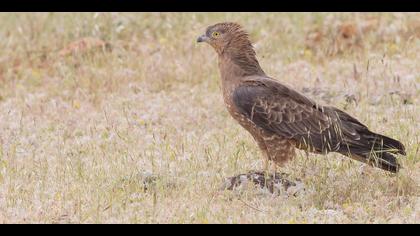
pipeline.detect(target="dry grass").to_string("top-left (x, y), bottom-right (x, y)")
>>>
top-left (0, 13), bottom-right (418, 224)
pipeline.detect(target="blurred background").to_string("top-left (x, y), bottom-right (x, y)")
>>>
top-left (0, 13), bottom-right (418, 223)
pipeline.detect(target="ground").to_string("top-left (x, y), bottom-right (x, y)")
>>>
top-left (0, 13), bottom-right (418, 223)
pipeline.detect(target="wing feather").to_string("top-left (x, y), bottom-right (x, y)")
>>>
top-left (232, 76), bottom-right (406, 168)
top-left (233, 79), bottom-right (342, 153)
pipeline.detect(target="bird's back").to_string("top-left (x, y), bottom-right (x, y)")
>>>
top-left (232, 76), bottom-right (406, 173)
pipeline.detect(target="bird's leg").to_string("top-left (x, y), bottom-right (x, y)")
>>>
top-left (271, 162), bottom-right (283, 180)
top-left (263, 159), bottom-right (276, 173)
top-left (263, 156), bottom-right (280, 180)
top-left (263, 157), bottom-right (270, 173)
top-left (262, 148), bottom-right (280, 175)
top-left (257, 139), bottom-right (272, 175)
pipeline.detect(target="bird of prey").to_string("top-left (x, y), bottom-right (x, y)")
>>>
top-left (197, 22), bottom-right (406, 173)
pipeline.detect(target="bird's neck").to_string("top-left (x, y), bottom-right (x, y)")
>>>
top-left (218, 47), bottom-right (266, 79)
top-left (218, 53), bottom-right (264, 96)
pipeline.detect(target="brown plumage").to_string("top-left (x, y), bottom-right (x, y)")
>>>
top-left (197, 22), bottom-right (406, 173)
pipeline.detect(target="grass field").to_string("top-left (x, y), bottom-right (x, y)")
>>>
top-left (0, 13), bottom-right (418, 223)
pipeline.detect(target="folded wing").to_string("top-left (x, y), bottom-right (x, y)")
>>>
top-left (232, 78), bottom-right (405, 172)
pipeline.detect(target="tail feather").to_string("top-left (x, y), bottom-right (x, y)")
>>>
top-left (334, 109), bottom-right (406, 173)
top-left (372, 133), bottom-right (406, 155)
top-left (342, 131), bottom-right (405, 173)
top-left (354, 151), bottom-right (400, 173)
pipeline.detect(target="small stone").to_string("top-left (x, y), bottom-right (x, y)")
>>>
top-left (221, 171), bottom-right (305, 196)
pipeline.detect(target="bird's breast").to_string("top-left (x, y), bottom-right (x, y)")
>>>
top-left (222, 88), bottom-right (256, 130)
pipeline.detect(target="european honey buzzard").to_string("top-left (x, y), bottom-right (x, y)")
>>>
top-left (197, 22), bottom-right (405, 173)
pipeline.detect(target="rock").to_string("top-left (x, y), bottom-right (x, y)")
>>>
top-left (221, 171), bottom-right (305, 196)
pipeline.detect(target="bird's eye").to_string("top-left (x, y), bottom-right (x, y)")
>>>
top-left (212, 31), bottom-right (220, 38)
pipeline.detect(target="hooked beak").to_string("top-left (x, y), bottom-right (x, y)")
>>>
top-left (197, 34), bottom-right (209, 43)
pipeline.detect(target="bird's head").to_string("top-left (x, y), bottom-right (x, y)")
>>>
top-left (197, 22), bottom-right (264, 76)
top-left (197, 22), bottom-right (250, 55)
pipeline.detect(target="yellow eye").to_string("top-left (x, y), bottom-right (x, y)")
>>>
top-left (212, 31), bottom-right (220, 38)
